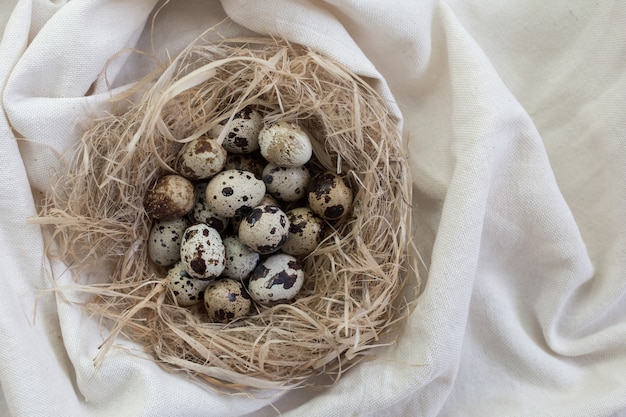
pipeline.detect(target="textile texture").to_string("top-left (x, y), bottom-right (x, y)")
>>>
top-left (0, 0), bottom-right (624, 416)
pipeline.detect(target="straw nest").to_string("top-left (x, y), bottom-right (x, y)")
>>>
top-left (37, 34), bottom-right (417, 391)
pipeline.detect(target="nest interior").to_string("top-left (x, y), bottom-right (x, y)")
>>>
top-left (38, 35), bottom-right (416, 391)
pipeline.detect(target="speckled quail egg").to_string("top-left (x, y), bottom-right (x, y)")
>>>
top-left (238, 204), bottom-right (290, 255)
top-left (177, 137), bottom-right (227, 180)
top-left (214, 107), bottom-right (263, 154)
top-left (180, 224), bottom-right (225, 279)
top-left (247, 253), bottom-right (305, 304)
top-left (203, 279), bottom-right (251, 323)
top-left (166, 261), bottom-right (211, 306)
top-left (307, 171), bottom-right (353, 221)
top-left (282, 207), bottom-right (326, 257)
top-left (144, 174), bottom-right (195, 220)
top-left (228, 195), bottom-right (281, 233)
top-left (258, 121), bottom-right (313, 167)
top-left (189, 182), bottom-right (228, 233)
top-left (224, 153), bottom-right (265, 179)
top-left (147, 217), bottom-right (190, 266)
top-left (222, 236), bottom-right (260, 280)
top-left (205, 169), bottom-right (266, 218)
top-left (262, 164), bottom-right (311, 202)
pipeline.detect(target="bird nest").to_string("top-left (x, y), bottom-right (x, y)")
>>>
top-left (37, 34), bottom-right (417, 391)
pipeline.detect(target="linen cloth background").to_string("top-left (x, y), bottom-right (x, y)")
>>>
top-left (1, 0), bottom-right (625, 416)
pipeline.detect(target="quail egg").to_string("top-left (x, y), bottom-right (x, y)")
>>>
top-left (180, 223), bottom-right (225, 279)
top-left (203, 279), bottom-right (251, 323)
top-left (262, 164), bottom-right (311, 202)
top-left (282, 207), bottom-right (326, 257)
top-left (147, 217), bottom-right (190, 266)
top-left (166, 261), bottom-right (211, 306)
top-left (258, 121), bottom-right (313, 167)
top-left (144, 174), bottom-right (195, 220)
top-left (238, 204), bottom-right (290, 255)
top-left (214, 107), bottom-right (263, 154)
top-left (247, 253), bottom-right (305, 304)
top-left (205, 169), bottom-right (266, 218)
top-left (177, 137), bottom-right (227, 180)
top-left (307, 171), bottom-right (353, 220)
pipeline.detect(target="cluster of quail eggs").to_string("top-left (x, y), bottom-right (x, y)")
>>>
top-left (143, 107), bottom-right (354, 324)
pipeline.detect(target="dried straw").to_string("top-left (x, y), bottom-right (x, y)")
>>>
top-left (36, 33), bottom-right (417, 391)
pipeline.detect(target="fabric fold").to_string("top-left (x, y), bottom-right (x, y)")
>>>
top-left (1, 0), bottom-right (625, 415)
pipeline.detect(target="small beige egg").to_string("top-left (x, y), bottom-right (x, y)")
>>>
top-left (166, 261), bottom-right (211, 306)
top-left (222, 236), bottom-right (260, 280)
top-left (238, 204), bottom-right (290, 255)
top-left (203, 279), bottom-right (251, 323)
top-left (147, 217), bottom-right (190, 266)
top-left (205, 169), bottom-right (266, 218)
top-left (258, 121), bottom-right (313, 167)
top-left (247, 253), bottom-right (304, 304)
top-left (189, 182), bottom-right (228, 233)
top-left (307, 171), bottom-right (353, 220)
top-left (262, 164), bottom-right (311, 202)
top-left (282, 207), bottom-right (326, 257)
top-left (180, 224), bottom-right (225, 279)
top-left (177, 137), bottom-right (227, 180)
top-left (144, 174), bottom-right (195, 220)
top-left (215, 107), bottom-right (263, 154)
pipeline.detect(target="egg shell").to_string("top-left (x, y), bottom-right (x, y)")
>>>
top-left (177, 137), bottom-right (227, 180)
top-left (238, 204), bottom-right (290, 255)
top-left (222, 236), bottom-right (260, 280)
top-left (203, 279), bottom-right (251, 323)
top-left (282, 207), bottom-right (326, 257)
top-left (144, 174), bottom-right (195, 220)
top-left (307, 171), bottom-right (353, 220)
top-left (247, 253), bottom-right (305, 304)
top-left (262, 164), bottom-right (311, 202)
top-left (205, 169), bottom-right (266, 218)
top-left (147, 217), bottom-right (190, 266)
top-left (258, 121), bottom-right (313, 167)
top-left (224, 153), bottom-right (265, 179)
top-left (227, 195), bottom-right (280, 234)
top-left (215, 107), bottom-right (263, 154)
top-left (189, 182), bottom-right (228, 233)
top-left (166, 261), bottom-right (211, 306)
top-left (180, 224), bottom-right (225, 279)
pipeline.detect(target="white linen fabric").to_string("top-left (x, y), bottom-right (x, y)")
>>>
top-left (1, 0), bottom-right (624, 416)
